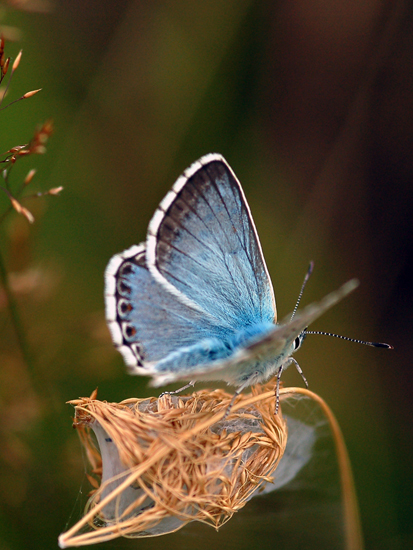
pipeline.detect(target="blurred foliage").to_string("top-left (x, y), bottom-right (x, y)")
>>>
top-left (0, 1), bottom-right (412, 549)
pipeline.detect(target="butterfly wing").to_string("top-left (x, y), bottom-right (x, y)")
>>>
top-left (105, 154), bottom-right (276, 376)
top-left (146, 153), bottom-right (276, 327)
top-left (147, 279), bottom-right (359, 387)
top-left (105, 243), bottom-right (233, 371)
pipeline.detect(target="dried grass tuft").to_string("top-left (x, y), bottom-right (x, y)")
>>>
top-left (59, 383), bottom-right (287, 547)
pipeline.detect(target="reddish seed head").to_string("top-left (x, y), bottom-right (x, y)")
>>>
top-left (2, 57), bottom-right (9, 75)
top-left (7, 145), bottom-right (26, 154)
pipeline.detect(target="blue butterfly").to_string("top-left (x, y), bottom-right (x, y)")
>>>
top-left (105, 154), bottom-right (379, 405)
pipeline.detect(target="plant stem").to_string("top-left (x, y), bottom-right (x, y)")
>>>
top-left (0, 244), bottom-right (34, 372)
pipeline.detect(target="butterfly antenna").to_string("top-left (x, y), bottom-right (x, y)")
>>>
top-left (291, 261), bottom-right (314, 320)
top-left (304, 330), bottom-right (393, 349)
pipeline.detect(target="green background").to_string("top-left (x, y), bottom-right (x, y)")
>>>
top-left (0, 2), bottom-right (411, 549)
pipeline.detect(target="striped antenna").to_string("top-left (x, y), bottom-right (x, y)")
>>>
top-left (305, 330), bottom-right (393, 349)
top-left (291, 261), bottom-right (314, 320)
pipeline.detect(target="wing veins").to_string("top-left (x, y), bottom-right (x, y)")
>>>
top-left (156, 210), bottom-right (223, 263)
top-left (170, 187), bottom-right (244, 302)
top-left (202, 176), bottom-right (257, 311)
top-left (156, 264), bottom-right (237, 327)
top-left (162, 241), bottom-right (206, 269)
top-left (172, 184), bottom-right (232, 255)
top-left (190, 184), bottom-right (250, 307)
top-left (174, 168), bottom-right (262, 316)
top-left (158, 186), bottom-right (246, 294)
top-left (158, 240), bottom-right (239, 312)
top-left (213, 174), bottom-right (268, 319)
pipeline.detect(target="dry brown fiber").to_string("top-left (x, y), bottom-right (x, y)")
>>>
top-left (59, 382), bottom-right (289, 547)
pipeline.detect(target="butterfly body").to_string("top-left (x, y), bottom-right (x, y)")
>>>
top-left (105, 154), bottom-right (358, 392)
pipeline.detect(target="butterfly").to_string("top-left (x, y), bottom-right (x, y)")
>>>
top-left (105, 154), bottom-right (390, 408)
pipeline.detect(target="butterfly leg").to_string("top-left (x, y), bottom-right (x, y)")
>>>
top-left (222, 377), bottom-right (256, 421)
top-left (290, 357), bottom-right (308, 388)
top-left (275, 358), bottom-right (308, 414)
top-left (159, 380), bottom-right (196, 398)
top-left (275, 364), bottom-right (285, 415)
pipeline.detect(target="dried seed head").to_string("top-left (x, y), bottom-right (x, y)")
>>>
top-left (89, 388), bottom-right (98, 400)
top-left (12, 50), bottom-right (22, 72)
top-left (23, 88), bottom-right (42, 99)
top-left (24, 169), bottom-right (36, 185)
top-left (47, 186), bottom-right (64, 195)
top-left (6, 145), bottom-right (26, 154)
top-left (10, 197), bottom-right (34, 223)
top-left (59, 384), bottom-right (290, 547)
top-left (2, 58), bottom-right (10, 76)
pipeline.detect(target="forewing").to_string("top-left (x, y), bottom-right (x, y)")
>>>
top-left (146, 154), bottom-right (276, 329)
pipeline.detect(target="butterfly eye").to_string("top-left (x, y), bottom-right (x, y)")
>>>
top-left (293, 335), bottom-right (302, 351)
top-left (293, 331), bottom-right (305, 351)
top-left (293, 329), bottom-right (308, 351)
